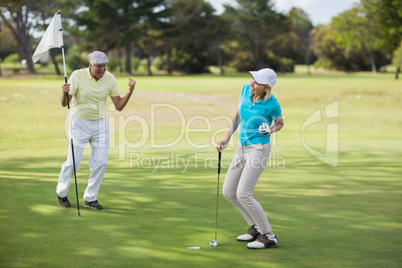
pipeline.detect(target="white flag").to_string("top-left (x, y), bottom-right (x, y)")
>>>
top-left (32, 11), bottom-right (63, 63)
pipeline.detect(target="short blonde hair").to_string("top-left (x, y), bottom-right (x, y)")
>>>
top-left (264, 85), bottom-right (272, 101)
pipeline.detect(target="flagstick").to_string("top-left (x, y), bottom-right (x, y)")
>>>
top-left (61, 22), bottom-right (80, 217)
top-left (32, 11), bottom-right (80, 216)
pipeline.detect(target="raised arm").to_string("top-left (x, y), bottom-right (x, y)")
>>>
top-left (111, 78), bottom-right (136, 111)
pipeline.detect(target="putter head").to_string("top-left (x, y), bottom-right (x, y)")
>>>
top-left (209, 240), bottom-right (218, 247)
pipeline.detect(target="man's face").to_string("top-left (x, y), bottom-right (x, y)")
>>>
top-left (89, 63), bottom-right (106, 80)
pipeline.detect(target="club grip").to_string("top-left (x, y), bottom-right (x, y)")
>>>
top-left (66, 92), bottom-right (71, 109)
top-left (218, 152), bottom-right (221, 174)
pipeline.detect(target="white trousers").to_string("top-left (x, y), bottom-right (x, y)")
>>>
top-left (56, 116), bottom-right (109, 202)
top-left (222, 142), bottom-right (272, 234)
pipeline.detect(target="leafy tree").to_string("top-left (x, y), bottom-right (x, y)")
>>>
top-left (135, 29), bottom-right (164, 76)
top-left (313, 23), bottom-right (377, 71)
top-left (0, 0), bottom-right (40, 73)
top-left (392, 41), bottom-right (402, 79)
top-left (0, 0), bottom-right (81, 74)
top-left (164, 0), bottom-right (218, 73)
top-left (77, 0), bottom-right (127, 71)
top-left (224, 0), bottom-right (290, 70)
top-left (0, 20), bottom-right (17, 60)
top-left (312, 4), bottom-right (390, 72)
top-left (331, 1), bottom-right (402, 72)
top-left (361, 0), bottom-right (402, 76)
top-left (311, 24), bottom-right (346, 70)
top-left (361, 0), bottom-right (402, 51)
top-left (285, 8), bottom-right (314, 73)
top-left (77, 0), bottom-right (167, 74)
top-left (157, 5), bottom-right (230, 75)
top-left (332, 6), bottom-right (377, 72)
top-left (133, 2), bottom-right (172, 75)
top-left (208, 13), bottom-right (232, 75)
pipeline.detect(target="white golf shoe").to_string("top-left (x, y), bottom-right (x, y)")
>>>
top-left (237, 226), bottom-right (260, 242)
top-left (247, 234), bottom-right (278, 249)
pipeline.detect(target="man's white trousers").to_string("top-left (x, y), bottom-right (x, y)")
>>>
top-left (56, 116), bottom-right (109, 202)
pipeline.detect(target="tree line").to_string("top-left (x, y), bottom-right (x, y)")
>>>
top-left (0, 0), bottom-right (401, 77)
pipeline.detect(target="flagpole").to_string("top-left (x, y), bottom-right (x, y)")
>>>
top-left (59, 10), bottom-right (81, 217)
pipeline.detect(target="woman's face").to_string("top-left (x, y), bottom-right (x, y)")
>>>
top-left (250, 78), bottom-right (269, 96)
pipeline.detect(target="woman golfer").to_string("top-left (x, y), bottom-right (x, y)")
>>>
top-left (216, 68), bottom-right (284, 249)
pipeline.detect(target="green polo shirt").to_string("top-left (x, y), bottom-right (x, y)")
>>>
top-left (69, 68), bottom-right (120, 120)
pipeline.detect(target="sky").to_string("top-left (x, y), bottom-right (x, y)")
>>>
top-left (205, 0), bottom-right (359, 26)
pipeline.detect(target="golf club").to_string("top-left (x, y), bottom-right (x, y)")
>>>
top-left (210, 151), bottom-right (221, 247)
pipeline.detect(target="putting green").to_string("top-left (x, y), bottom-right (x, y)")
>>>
top-left (0, 72), bottom-right (401, 267)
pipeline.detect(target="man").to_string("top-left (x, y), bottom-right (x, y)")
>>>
top-left (56, 51), bottom-right (136, 209)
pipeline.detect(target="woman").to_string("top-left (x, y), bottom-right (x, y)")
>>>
top-left (216, 68), bottom-right (284, 249)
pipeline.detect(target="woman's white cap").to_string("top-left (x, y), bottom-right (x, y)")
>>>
top-left (88, 51), bottom-right (109, 65)
top-left (249, 68), bottom-right (277, 88)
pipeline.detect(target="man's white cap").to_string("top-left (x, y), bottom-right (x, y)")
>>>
top-left (88, 51), bottom-right (109, 65)
top-left (249, 68), bottom-right (277, 88)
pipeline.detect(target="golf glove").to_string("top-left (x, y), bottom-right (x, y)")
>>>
top-left (259, 122), bottom-right (271, 135)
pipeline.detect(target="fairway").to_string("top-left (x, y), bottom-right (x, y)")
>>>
top-left (0, 72), bottom-right (401, 267)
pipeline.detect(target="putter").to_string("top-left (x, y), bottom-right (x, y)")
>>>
top-left (210, 151), bottom-right (221, 247)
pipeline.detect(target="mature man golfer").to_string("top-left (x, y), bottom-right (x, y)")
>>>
top-left (56, 51), bottom-right (136, 209)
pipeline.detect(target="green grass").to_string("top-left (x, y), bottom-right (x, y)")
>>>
top-left (0, 72), bottom-right (401, 267)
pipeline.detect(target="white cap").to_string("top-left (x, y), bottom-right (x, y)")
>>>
top-left (249, 68), bottom-right (277, 88)
top-left (88, 51), bottom-right (109, 65)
